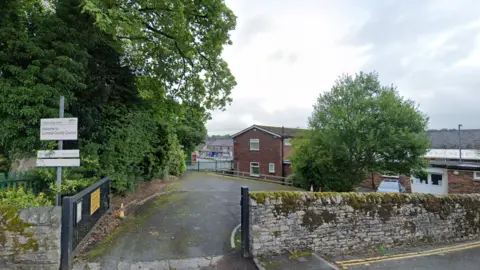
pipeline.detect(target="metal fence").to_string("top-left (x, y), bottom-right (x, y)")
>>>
top-left (0, 171), bottom-right (42, 193)
top-left (61, 176), bottom-right (110, 269)
top-left (186, 160), bottom-right (234, 171)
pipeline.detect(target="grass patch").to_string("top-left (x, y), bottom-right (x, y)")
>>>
top-left (288, 251), bottom-right (312, 259)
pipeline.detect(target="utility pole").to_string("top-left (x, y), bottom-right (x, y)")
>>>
top-left (458, 124), bottom-right (462, 163)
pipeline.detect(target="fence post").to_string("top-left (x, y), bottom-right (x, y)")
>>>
top-left (61, 196), bottom-right (74, 270)
top-left (215, 160), bottom-right (217, 171)
top-left (241, 186), bottom-right (250, 257)
top-left (197, 161), bottom-right (200, 172)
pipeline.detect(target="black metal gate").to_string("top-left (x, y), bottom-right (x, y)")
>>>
top-left (61, 177), bottom-right (110, 269)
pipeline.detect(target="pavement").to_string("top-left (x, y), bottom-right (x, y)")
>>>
top-left (76, 172), bottom-right (301, 269)
top-left (332, 240), bottom-right (480, 270)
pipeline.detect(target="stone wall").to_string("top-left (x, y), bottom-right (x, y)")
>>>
top-left (249, 191), bottom-right (480, 256)
top-left (0, 206), bottom-right (61, 269)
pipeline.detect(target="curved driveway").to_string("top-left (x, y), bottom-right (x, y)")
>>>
top-left (91, 172), bottom-right (301, 269)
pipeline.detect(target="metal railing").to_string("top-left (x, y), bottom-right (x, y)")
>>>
top-left (186, 160), bottom-right (234, 171)
top-left (215, 169), bottom-right (293, 186)
top-left (61, 176), bottom-right (110, 269)
top-left (0, 171), bottom-right (42, 193)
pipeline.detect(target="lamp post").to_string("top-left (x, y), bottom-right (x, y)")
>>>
top-left (458, 124), bottom-right (463, 162)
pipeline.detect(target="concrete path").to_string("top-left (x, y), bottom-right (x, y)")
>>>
top-left (78, 172), bottom-right (301, 269)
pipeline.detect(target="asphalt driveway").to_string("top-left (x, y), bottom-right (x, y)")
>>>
top-left (80, 172), bottom-right (301, 269)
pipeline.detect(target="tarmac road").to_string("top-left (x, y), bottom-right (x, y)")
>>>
top-left (83, 172), bottom-right (301, 269)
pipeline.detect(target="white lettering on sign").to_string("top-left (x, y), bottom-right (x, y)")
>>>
top-left (36, 158), bottom-right (80, 167)
top-left (40, 118), bottom-right (78, 141)
top-left (37, 150), bottom-right (80, 159)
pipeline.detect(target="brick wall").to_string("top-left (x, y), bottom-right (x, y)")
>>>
top-left (360, 173), bottom-right (411, 192)
top-left (0, 206), bottom-right (61, 269)
top-left (448, 170), bottom-right (480, 194)
top-left (249, 191), bottom-right (480, 257)
top-left (233, 128), bottom-right (283, 177)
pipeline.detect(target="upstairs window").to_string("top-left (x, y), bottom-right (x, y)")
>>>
top-left (250, 139), bottom-right (259, 151)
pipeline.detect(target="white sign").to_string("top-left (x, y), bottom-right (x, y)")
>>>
top-left (76, 201), bottom-right (83, 223)
top-left (37, 150), bottom-right (80, 159)
top-left (36, 158), bottom-right (80, 167)
top-left (40, 118), bottom-right (78, 141)
top-left (425, 149), bottom-right (480, 160)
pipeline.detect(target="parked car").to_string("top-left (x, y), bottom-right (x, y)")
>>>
top-left (376, 179), bottom-right (407, 193)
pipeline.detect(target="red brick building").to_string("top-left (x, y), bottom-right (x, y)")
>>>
top-left (231, 125), bottom-right (304, 178)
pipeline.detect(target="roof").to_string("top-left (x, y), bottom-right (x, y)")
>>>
top-left (206, 139), bottom-right (233, 147)
top-left (428, 129), bottom-right (480, 149)
top-left (231, 125), bottom-right (307, 138)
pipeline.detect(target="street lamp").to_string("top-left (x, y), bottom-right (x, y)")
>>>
top-left (458, 124), bottom-right (463, 162)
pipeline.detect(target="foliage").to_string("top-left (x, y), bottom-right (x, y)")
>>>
top-left (0, 187), bottom-right (52, 208)
top-left (0, 0), bottom-right (236, 193)
top-left (292, 72), bottom-right (430, 192)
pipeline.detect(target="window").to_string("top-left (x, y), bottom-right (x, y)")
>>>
top-left (431, 174), bottom-right (443, 186)
top-left (250, 162), bottom-right (260, 176)
top-left (474, 172), bottom-right (480, 180)
top-left (269, 163), bottom-right (275, 173)
top-left (284, 139), bottom-right (291, 146)
top-left (250, 139), bottom-right (259, 151)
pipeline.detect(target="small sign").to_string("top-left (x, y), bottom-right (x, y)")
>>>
top-left (37, 150), bottom-right (80, 159)
top-left (36, 158), bottom-right (80, 167)
top-left (40, 118), bottom-right (78, 141)
top-left (90, 189), bottom-right (100, 215)
top-left (76, 201), bottom-right (83, 223)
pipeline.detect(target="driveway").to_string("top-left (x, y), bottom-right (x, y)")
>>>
top-left (80, 172), bottom-right (301, 269)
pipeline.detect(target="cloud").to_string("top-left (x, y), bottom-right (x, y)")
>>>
top-left (237, 15), bottom-right (273, 47)
top-left (210, 0), bottom-right (480, 134)
top-left (207, 97), bottom-right (310, 135)
top-left (267, 50), bottom-right (299, 64)
top-left (343, 0), bottom-right (480, 129)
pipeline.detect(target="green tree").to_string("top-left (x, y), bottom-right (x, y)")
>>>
top-left (292, 72), bottom-right (430, 191)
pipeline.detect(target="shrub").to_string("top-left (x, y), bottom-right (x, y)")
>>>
top-left (0, 188), bottom-right (52, 208)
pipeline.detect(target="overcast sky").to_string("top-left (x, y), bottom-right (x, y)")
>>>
top-left (206, 0), bottom-right (480, 135)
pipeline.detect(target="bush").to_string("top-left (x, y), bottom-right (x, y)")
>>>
top-left (0, 188), bottom-right (52, 208)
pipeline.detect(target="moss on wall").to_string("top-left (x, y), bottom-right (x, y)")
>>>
top-left (250, 191), bottom-right (480, 230)
top-left (0, 205), bottom-right (39, 253)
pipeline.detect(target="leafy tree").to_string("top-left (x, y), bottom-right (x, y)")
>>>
top-left (81, 0), bottom-right (237, 112)
top-left (0, 0), bottom-right (236, 193)
top-left (292, 72), bottom-right (430, 191)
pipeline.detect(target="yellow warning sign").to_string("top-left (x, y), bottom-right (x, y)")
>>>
top-left (90, 189), bottom-right (100, 215)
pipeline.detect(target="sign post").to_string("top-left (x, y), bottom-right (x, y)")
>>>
top-left (56, 96), bottom-right (65, 206)
top-left (37, 96), bottom-right (80, 206)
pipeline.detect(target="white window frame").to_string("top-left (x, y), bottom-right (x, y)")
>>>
top-left (250, 162), bottom-right (260, 177)
top-left (269, 163), bottom-right (275, 173)
top-left (474, 171), bottom-right (480, 180)
top-left (250, 139), bottom-right (259, 151)
top-left (284, 139), bottom-right (291, 146)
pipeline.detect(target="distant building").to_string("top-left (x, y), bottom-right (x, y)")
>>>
top-left (231, 125), bottom-right (305, 178)
top-left (198, 139), bottom-right (233, 159)
top-left (363, 129), bottom-right (480, 195)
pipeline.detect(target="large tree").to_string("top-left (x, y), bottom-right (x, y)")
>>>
top-left (0, 0), bottom-right (236, 193)
top-left (292, 72), bottom-right (430, 191)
